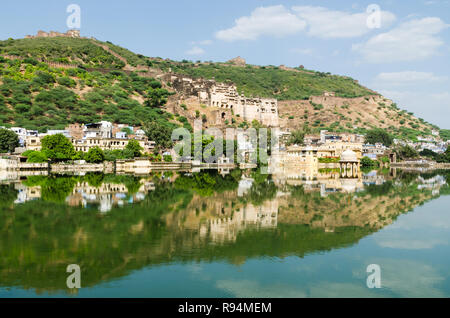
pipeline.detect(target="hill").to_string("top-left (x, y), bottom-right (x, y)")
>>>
top-left (0, 35), bottom-right (442, 140)
top-left (0, 37), bottom-right (186, 133)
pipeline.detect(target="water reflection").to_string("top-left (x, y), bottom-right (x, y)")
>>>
top-left (0, 168), bottom-right (449, 295)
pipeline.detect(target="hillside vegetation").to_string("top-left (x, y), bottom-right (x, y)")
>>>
top-left (162, 61), bottom-right (375, 100)
top-left (278, 96), bottom-right (439, 141)
top-left (0, 36), bottom-right (442, 137)
top-left (0, 37), bottom-right (127, 69)
top-left (0, 37), bottom-right (191, 132)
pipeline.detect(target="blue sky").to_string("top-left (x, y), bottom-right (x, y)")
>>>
top-left (1, 0), bottom-right (449, 128)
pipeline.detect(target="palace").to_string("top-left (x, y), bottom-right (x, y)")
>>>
top-left (168, 75), bottom-right (279, 127)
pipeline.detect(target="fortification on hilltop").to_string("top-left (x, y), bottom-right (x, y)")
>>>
top-left (227, 56), bottom-right (246, 66)
top-left (25, 29), bottom-right (82, 39)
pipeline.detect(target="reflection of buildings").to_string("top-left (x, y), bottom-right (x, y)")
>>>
top-left (200, 199), bottom-right (278, 243)
top-left (272, 164), bottom-right (364, 197)
top-left (417, 175), bottom-right (447, 196)
top-left (8, 179), bottom-right (153, 213)
top-left (66, 181), bottom-right (150, 213)
top-left (363, 170), bottom-right (387, 185)
top-left (238, 177), bottom-right (254, 197)
top-left (0, 170), bottom-right (48, 182)
top-left (13, 184), bottom-right (41, 204)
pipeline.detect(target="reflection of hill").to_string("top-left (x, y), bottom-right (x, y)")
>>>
top-left (0, 170), bottom-right (448, 293)
top-left (277, 181), bottom-right (436, 231)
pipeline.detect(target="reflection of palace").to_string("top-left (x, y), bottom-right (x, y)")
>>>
top-left (200, 199), bottom-right (278, 243)
top-left (1, 168), bottom-right (447, 294)
top-left (271, 162), bottom-right (365, 197)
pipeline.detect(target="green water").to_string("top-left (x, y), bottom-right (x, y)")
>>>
top-left (0, 169), bottom-right (449, 298)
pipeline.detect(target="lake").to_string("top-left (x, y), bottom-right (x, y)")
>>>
top-left (0, 168), bottom-right (449, 298)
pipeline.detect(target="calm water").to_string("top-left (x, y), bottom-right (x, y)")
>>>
top-left (0, 169), bottom-right (449, 298)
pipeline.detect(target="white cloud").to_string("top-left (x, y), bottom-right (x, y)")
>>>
top-left (185, 46), bottom-right (205, 56)
top-left (215, 5), bottom-right (306, 41)
top-left (215, 5), bottom-right (397, 42)
top-left (353, 17), bottom-right (449, 63)
top-left (292, 6), bottom-right (396, 38)
top-left (374, 71), bottom-right (448, 86)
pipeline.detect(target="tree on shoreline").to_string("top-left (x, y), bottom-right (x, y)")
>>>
top-left (85, 146), bottom-right (105, 163)
top-left (365, 129), bottom-right (393, 147)
top-left (41, 134), bottom-right (75, 161)
top-left (143, 121), bottom-right (173, 152)
top-left (0, 129), bottom-right (19, 153)
top-left (125, 139), bottom-right (143, 157)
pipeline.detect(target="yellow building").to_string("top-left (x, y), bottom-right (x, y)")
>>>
top-left (317, 142), bottom-right (363, 159)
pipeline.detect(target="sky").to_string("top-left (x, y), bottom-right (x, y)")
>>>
top-left (0, 0), bottom-right (449, 128)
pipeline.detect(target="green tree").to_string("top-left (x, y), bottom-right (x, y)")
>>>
top-left (419, 149), bottom-right (439, 160)
top-left (26, 151), bottom-right (48, 163)
top-left (0, 129), bottom-right (19, 153)
top-left (85, 147), bottom-right (105, 163)
top-left (364, 129), bottom-right (393, 146)
top-left (361, 156), bottom-right (378, 167)
top-left (41, 134), bottom-right (75, 161)
top-left (73, 151), bottom-right (85, 161)
top-left (125, 140), bottom-right (143, 157)
top-left (145, 81), bottom-right (173, 108)
top-left (286, 130), bottom-right (305, 146)
top-left (121, 127), bottom-right (133, 136)
top-left (396, 145), bottom-right (418, 160)
top-left (143, 121), bottom-right (174, 151)
top-left (437, 147), bottom-right (450, 163)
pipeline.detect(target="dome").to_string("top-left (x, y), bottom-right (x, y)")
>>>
top-left (340, 149), bottom-right (358, 162)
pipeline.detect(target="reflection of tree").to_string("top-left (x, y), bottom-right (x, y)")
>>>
top-left (0, 195), bottom-right (372, 293)
top-left (20, 174), bottom-right (145, 202)
top-left (102, 174), bottom-right (142, 194)
top-left (246, 170), bottom-right (277, 205)
top-left (0, 184), bottom-right (18, 208)
top-left (84, 172), bottom-right (104, 188)
top-left (174, 170), bottom-right (241, 196)
top-left (147, 181), bottom-right (193, 211)
top-left (23, 175), bottom-right (78, 203)
top-left (364, 181), bottom-right (393, 197)
top-left (1, 170), bottom-right (448, 293)
top-left (288, 185), bottom-right (305, 199)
